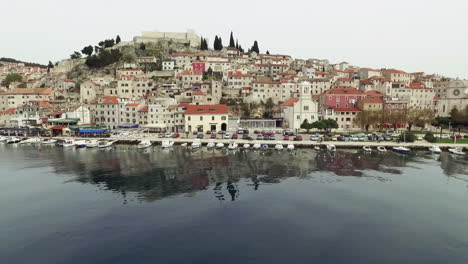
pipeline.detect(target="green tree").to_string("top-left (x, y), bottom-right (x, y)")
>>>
top-left (85, 49), bottom-right (122, 68)
top-left (2, 73), bottom-right (22, 86)
top-left (250, 41), bottom-right (260, 54)
top-left (213, 36), bottom-right (219, 50)
top-left (70, 51), bottom-right (82, 59)
top-left (116, 35), bottom-right (121, 44)
top-left (263, 98), bottom-right (275, 118)
top-left (229, 31), bottom-right (235, 47)
top-left (47, 61), bottom-right (54, 73)
top-left (399, 131), bottom-right (416, 142)
top-left (81, 45), bottom-right (94, 57)
top-left (312, 120), bottom-right (326, 131)
top-left (300, 119), bottom-right (314, 133)
top-left (241, 102), bottom-right (251, 118)
top-left (266, 50), bottom-right (270, 55)
top-left (424, 131), bottom-right (437, 143)
top-left (323, 118), bottom-right (338, 132)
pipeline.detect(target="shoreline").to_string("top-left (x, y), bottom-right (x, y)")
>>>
top-left (43, 136), bottom-right (468, 150)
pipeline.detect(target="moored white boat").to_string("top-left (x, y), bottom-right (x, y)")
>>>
top-left (253, 142), bottom-right (261, 149)
top-left (228, 141), bottom-right (238, 150)
top-left (192, 139), bottom-right (202, 149)
top-left (275, 142), bottom-right (284, 150)
top-left (287, 144), bottom-right (295, 151)
top-left (7, 137), bottom-right (21, 144)
top-left (262, 144), bottom-right (269, 149)
top-left (377, 146), bottom-right (387, 152)
top-left (243, 143), bottom-right (250, 149)
top-left (428, 145), bottom-right (442, 153)
top-left (448, 147), bottom-right (465, 155)
top-left (41, 138), bottom-right (57, 144)
top-left (62, 139), bottom-right (75, 148)
top-left (181, 143), bottom-right (188, 147)
top-left (0, 136), bottom-right (8, 142)
top-left (392, 146), bottom-right (411, 154)
top-left (314, 145), bottom-right (321, 151)
top-left (74, 140), bottom-right (87, 148)
top-left (20, 138), bottom-right (41, 144)
top-left (327, 144), bottom-right (336, 152)
top-left (216, 142), bottom-right (224, 149)
top-left (137, 139), bottom-right (152, 149)
top-left (85, 140), bottom-right (99, 148)
top-left (206, 140), bottom-right (216, 149)
top-left (362, 146), bottom-right (372, 152)
top-left (161, 140), bottom-right (174, 148)
top-left (97, 140), bottom-right (115, 148)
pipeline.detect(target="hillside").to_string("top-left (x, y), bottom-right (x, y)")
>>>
top-left (0, 57), bottom-right (47, 68)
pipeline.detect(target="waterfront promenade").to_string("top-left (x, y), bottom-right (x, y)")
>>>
top-left (52, 135), bottom-right (468, 150)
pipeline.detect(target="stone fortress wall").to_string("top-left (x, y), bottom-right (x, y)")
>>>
top-left (133, 29), bottom-right (201, 48)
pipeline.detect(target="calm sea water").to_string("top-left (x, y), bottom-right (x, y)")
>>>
top-left (1, 144), bottom-right (468, 264)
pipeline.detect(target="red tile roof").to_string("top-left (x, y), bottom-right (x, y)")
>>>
top-left (361, 97), bottom-right (384, 104)
top-left (330, 107), bottom-right (361, 112)
top-left (325, 87), bottom-right (364, 95)
top-left (387, 69), bottom-right (407, 74)
top-left (337, 78), bottom-right (353, 82)
top-left (281, 98), bottom-right (300, 107)
top-left (364, 90), bottom-right (382, 95)
top-left (228, 71), bottom-right (251, 78)
top-left (184, 104), bottom-right (228, 115)
top-left (192, 90), bottom-right (206, 96)
top-left (126, 103), bottom-right (139, 107)
top-left (100, 96), bottom-right (119, 104)
top-left (4, 108), bottom-right (16, 114)
top-left (138, 106), bottom-right (148, 112)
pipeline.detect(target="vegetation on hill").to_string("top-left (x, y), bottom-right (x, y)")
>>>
top-left (0, 57), bottom-right (47, 68)
top-left (1, 73), bottom-right (23, 86)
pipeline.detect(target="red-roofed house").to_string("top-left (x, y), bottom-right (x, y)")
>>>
top-left (336, 78), bottom-right (359, 88)
top-left (383, 69), bottom-right (411, 84)
top-left (184, 104), bottom-right (229, 132)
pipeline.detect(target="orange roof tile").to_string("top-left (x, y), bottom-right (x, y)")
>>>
top-left (281, 98), bottom-right (299, 107)
top-left (184, 104), bottom-right (228, 115)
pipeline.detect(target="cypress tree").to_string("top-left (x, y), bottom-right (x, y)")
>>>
top-left (214, 36), bottom-right (219, 50)
top-left (251, 41), bottom-right (260, 54)
top-left (266, 50), bottom-right (270, 55)
top-left (229, 32), bottom-right (235, 47)
top-left (116, 35), bottom-right (121, 44)
top-left (218, 37), bottom-right (223, 50)
top-left (236, 39), bottom-right (239, 49)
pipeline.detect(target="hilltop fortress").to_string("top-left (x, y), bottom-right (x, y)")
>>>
top-left (133, 29), bottom-right (201, 48)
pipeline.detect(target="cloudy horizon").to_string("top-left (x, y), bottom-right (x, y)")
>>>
top-left (2, 0), bottom-right (467, 79)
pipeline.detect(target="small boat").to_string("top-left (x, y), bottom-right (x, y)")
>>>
top-left (428, 145), bottom-right (442, 153)
top-left (392, 146), bottom-right (411, 154)
top-left (206, 140), bottom-right (216, 149)
top-left (74, 140), bottom-right (87, 148)
top-left (243, 143), bottom-right (250, 149)
top-left (377, 146), bottom-right (387, 152)
top-left (41, 138), bottom-right (57, 144)
top-left (216, 142), bottom-right (224, 149)
top-left (253, 142), bottom-right (261, 149)
top-left (287, 144), bottom-right (295, 151)
top-left (181, 142), bottom-right (188, 147)
top-left (137, 139), bottom-right (152, 149)
top-left (0, 136), bottom-right (8, 142)
top-left (275, 142), bottom-right (284, 150)
top-left (228, 141), bottom-right (238, 150)
top-left (314, 145), bottom-right (321, 151)
top-left (161, 140), bottom-right (174, 148)
top-left (262, 144), bottom-right (269, 149)
top-left (362, 146), bottom-right (372, 152)
top-left (62, 139), bottom-right (76, 148)
top-left (192, 139), bottom-right (202, 149)
top-left (448, 147), bottom-right (465, 156)
top-left (20, 138), bottom-right (41, 144)
top-left (7, 137), bottom-right (21, 144)
top-left (97, 140), bottom-right (115, 148)
top-left (85, 140), bottom-right (99, 148)
top-left (327, 144), bottom-right (336, 152)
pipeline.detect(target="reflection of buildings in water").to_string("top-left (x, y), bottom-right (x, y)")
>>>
top-left (40, 146), bottom-right (417, 203)
top-left (439, 153), bottom-right (468, 179)
top-left (315, 151), bottom-right (406, 177)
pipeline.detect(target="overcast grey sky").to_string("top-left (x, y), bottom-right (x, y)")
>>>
top-left (1, 0), bottom-right (467, 78)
